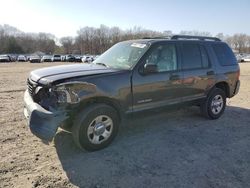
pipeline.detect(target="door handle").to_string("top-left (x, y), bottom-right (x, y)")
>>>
top-left (207, 71), bottom-right (215, 75)
top-left (170, 74), bottom-right (180, 80)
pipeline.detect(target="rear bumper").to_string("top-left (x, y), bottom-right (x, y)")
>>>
top-left (23, 90), bottom-right (67, 141)
top-left (233, 80), bottom-right (240, 96)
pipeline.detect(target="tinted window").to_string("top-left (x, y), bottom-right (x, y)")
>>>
top-left (200, 45), bottom-right (209, 68)
top-left (181, 44), bottom-right (202, 69)
top-left (145, 44), bottom-right (177, 72)
top-left (213, 43), bottom-right (237, 66)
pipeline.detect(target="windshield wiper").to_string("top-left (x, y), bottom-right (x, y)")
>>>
top-left (95, 62), bottom-right (109, 67)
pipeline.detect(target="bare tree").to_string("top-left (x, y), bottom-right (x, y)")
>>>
top-left (225, 34), bottom-right (250, 53)
top-left (1, 24), bottom-right (250, 54)
top-left (179, 30), bottom-right (212, 37)
top-left (60, 37), bottom-right (74, 54)
top-left (216, 33), bottom-right (225, 41)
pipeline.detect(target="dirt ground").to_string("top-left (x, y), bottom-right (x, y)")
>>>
top-left (0, 62), bottom-right (250, 188)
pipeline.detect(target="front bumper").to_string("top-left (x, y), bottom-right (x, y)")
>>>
top-left (23, 90), bottom-right (67, 141)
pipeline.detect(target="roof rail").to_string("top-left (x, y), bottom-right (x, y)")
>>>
top-left (142, 36), bottom-right (171, 39)
top-left (171, 35), bottom-right (221, 41)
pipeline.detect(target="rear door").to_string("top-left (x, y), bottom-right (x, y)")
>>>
top-left (180, 42), bottom-right (216, 102)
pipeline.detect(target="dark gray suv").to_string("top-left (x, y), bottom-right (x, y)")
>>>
top-left (24, 35), bottom-right (240, 151)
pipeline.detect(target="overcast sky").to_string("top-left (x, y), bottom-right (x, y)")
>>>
top-left (0, 0), bottom-right (249, 38)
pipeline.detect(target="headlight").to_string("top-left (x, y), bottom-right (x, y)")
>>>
top-left (54, 85), bottom-right (80, 104)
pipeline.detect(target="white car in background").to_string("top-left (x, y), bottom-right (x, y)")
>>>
top-left (29, 55), bottom-right (41, 63)
top-left (240, 55), bottom-right (250, 62)
top-left (0, 55), bottom-right (11, 62)
top-left (41, 55), bottom-right (53, 62)
top-left (82, 55), bottom-right (94, 63)
top-left (52, 55), bottom-right (61, 62)
top-left (61, 55), bottom-right (66, 61)
top-left (17, 55), bottom-right (27, 62)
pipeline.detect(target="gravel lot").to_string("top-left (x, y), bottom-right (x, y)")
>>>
top-left (0, 62), bottom-right (250, 188)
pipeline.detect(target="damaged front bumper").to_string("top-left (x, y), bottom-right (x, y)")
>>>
top-left (23, 89), bottom-right (68, 141)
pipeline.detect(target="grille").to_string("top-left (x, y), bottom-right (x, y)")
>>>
top-left (27, 79), bottom-right (36, 96)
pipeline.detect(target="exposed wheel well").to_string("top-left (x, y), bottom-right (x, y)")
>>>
top-left (215, 82), bottom-right (230, 97)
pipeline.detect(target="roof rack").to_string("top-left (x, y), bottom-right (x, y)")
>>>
top-left (142, 36), bottom-right (171, 39)
top-left (171, 35), bottom-right (221, 41)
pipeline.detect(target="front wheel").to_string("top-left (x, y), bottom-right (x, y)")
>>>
top-left (200, 88), bottom-right (226, 119)
top-left (72, 104), bottom-right (119, 151)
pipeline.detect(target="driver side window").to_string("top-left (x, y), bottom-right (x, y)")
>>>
top-left (145, 44), bottom-right (177, 72)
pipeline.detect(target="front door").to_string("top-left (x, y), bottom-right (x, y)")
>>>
top-left (132, 42), bottom-right (183, 112)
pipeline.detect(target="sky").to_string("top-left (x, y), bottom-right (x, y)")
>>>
top-left (0, 0), bottom-right (249, 38)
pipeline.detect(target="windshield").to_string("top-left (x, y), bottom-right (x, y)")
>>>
top-left (93, 41), bottom-right (149, 70)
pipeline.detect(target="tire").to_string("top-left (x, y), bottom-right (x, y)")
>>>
top-left (200, 88), bottom-right (226, 119)
top-left (72, 104), bottom-right (119, 151)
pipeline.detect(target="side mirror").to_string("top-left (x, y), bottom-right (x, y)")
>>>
top-left (143, 63), bottom-right (157, 74)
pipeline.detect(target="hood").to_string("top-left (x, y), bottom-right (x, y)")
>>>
top-left (29, 63), bottom-right (120, 84)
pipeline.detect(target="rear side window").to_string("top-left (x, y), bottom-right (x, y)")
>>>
top-left (200, 46), bottom-right (209, 68)
top-left (213, 43), bottom-right (237, 66)
top-left (181, 44), bottom-right (202, 70)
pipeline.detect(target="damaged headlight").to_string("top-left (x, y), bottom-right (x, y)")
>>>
top-left (53, 84), bottom-right (80, 104)
top-left (50, 81), bottom-right (95, 105)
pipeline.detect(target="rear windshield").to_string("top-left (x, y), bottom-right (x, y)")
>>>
top-left (212, 43), bottom-right (237, 66)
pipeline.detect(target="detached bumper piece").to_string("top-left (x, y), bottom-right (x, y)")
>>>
top-left (23, 90), bottom-right (67, 141)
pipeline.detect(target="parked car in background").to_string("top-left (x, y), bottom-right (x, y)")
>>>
top-left (17, 55), bottom-right (27, 62)
top-left (52, 55), bottom-right (61, 62)
top-left (9, 55), bottom-right (18, 62)
top-left (74, 55), bottom-right (82, 62)
top-left (235, 54), bottom-right (241, 62)
top-left (0, 55), bottom-right (11, 62)
top-left (65, 54), bottom-right (75, 62)
top-left (41, 55), bottom-right (53, 62)
top-left (82, 55), bottom-right (94, 63)
top-left (29, 55), bottom-right (41, 63)
top-left (240, 55), bottom-right (250, 62)
top-left (61, 55), bottom-right (66, 62)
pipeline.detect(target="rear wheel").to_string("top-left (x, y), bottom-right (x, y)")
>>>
top-left (72, 104), bottom-right (119, 151)
top-left (200, 88), bottom-right (226, 119)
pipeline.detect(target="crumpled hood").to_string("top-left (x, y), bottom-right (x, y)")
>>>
top-left (29, 63), bottom-right (120, 84)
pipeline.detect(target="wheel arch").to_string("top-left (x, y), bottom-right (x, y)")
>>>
top-left (214, 81), bottom-right (230, 98)
top-left (76, 96), bottom-right (123, 122)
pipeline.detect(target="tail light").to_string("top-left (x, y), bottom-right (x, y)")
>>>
top-left (236, 69), bottom-right (240, 80)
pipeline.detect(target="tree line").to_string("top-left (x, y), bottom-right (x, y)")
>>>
top-left (0, 25), bottom-right (56, 54)
top-left (1, 24), bottom-right (250, 55)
